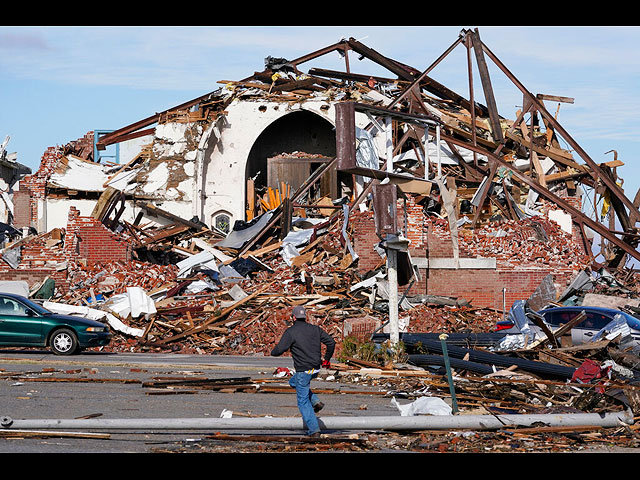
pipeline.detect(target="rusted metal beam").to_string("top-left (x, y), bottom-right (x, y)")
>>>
top-left (469, 29), bottom-right (504, 144)
top-left (441, 131), bottom-right (640, 264)
top-left (474, 32), bottom-right (640, 223)
top-left (345, 37), bottom-right (415, 80)
top-left (287, 41), bottom-right (349, 70)
top-left (308, 68), bottom-right (409, 85)
top-left (386, 32), bottom-right (468, 110)
top-left (96, 92), bottom-right (219, 149)
top-left (465, 33), bottom-right (478, 166)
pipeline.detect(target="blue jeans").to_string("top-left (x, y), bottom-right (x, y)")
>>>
top-left (289, 371), bottom-right (321, 435)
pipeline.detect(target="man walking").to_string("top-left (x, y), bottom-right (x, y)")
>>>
top-left (271, 306), bottom-right (335, 436)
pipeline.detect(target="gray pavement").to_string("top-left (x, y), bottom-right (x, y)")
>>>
top-left (0, 349), bottom-right (398, 453)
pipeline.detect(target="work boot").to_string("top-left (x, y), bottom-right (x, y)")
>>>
top-left (313, 401), bottom-right (324, 413)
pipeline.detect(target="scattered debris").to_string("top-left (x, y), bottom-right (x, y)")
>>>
top-left (3, 28), bottom-right (640, 451)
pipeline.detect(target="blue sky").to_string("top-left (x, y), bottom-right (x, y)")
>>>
top-left (1, 25), bottom-right (640, 216)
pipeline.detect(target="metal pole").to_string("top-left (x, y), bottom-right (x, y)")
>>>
top-left (386, 116), bottom-right (393, 173)
top-left (503, 287), bottom-right (507, 321)
top-left (424, 126), bottom-right (430, 180)
top-left (387, 246), bottom-right (399, 346)
top-left (439, 333), bottom-right (458, 414)
top-left (1, 410), bottom-right (632, 432)
top-left (436, 125), bottom-right (441, 178)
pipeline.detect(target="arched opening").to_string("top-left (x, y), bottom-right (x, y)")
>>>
top-left (245, 110), bottom-right (349, 219)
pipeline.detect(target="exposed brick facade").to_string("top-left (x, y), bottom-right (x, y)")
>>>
top-left (64, 207), bottom-right (132, 264)
top-left (1, 132), bottom-right (121, 292)
top-left (0, 207), bottom-right (132, 293)
top-left (12, 188), bottom-right (31, 230)
top-left (350, 194), bottom-right (590, 310)
top-left (14, 132), bottom-right (95, 229)
top-left (18, 145), bottom-right (65, 228)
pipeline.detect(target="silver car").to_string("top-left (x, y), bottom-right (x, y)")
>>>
top-left (496, 302), bottom-right (640, 345)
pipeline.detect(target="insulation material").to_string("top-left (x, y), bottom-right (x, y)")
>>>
top-left (48, 155), bottom-right (113, 192)
top-left (176, 251), bottom-right (218, 278)
top-left (43, 300), bottom-right (145, 337)
top-left (103, 287), bottom-right (157, 320)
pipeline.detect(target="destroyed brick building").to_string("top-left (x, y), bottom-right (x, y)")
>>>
top-left (2, 28), bottom-right (640, 354)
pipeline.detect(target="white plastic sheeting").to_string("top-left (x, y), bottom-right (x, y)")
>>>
top-left (391, 396), bottom-right (453, 416)
top-left (104, 287), bottom-right (157, 321)
top-left (43, 301), bottom-right (145, 338)
top-left (176, 251), bottom-right (218, 278)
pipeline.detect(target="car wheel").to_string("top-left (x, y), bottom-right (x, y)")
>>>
top-left (50, 328), bottom-right (78, 355)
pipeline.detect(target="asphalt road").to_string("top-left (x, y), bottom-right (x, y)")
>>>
top-left (0, 349), bottom-right (398, 453)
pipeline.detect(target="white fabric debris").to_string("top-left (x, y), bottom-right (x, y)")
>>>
top-left (176, 251), bottom-right (218, 278)
top-left (103, 287), bottom-right (157, 320)
top-left (43, 301), bottom-right (145, 338)
top-left (391, 396), bottom-right (452, 416)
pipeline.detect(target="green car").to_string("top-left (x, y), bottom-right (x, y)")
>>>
top-left (0, 293), bottom-right (112, 355)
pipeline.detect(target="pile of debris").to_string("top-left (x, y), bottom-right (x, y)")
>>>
top-left (4, 28), bottom-right (640, 439)
top-left (15, 196), bottom-right (501, 356)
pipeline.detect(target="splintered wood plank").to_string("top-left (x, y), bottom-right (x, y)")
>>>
top-left (0, 430), bottom-right (111, 439)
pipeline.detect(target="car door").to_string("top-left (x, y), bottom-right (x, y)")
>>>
top-left (0, 296), bottom-right (43, 345)
top-left (578, 312), bottom-right (617, 343)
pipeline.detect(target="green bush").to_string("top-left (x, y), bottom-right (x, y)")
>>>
top-left (339, 336), bottom-right (407, 365)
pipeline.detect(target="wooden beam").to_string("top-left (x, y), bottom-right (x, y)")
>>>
top-left (478, 39), bottom-right (640, 222)
top-left (470, 29), bottom-right (504, 144)
top-left (441, 131), bottom-right (640, 264)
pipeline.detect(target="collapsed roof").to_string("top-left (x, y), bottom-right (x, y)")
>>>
top-left (33, 28), bottom-right (638, 276)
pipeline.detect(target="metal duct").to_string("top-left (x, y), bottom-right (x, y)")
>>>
top-left (408, 354), bottom-right (495, 376)
top-left (373, 332), bottom-right (508, 348)
top-left (402, 337), bottom-right (577, 379)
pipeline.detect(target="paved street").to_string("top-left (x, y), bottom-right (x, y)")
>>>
top-left (0, 349), bottom-right (398, 453)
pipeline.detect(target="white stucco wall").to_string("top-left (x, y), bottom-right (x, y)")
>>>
top-left (198, 98), bottom-right (382, 228)
top-left (43, 197), bottom-right (196, 233)
top-left (39, 96), bottom-right (387, 233)
top-left (119, 135), bottom-right (154, 165)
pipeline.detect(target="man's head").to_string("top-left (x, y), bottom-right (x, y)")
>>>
top-left (292, 306), bottom-right (307, 321)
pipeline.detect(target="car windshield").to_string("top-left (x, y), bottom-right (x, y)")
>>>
top-left (0, 296), bottom-right (52, 316)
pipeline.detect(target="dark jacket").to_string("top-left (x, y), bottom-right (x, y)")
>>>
top-left (271, 320), bottom-right (335, 372)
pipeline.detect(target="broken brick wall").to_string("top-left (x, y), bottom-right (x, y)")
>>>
top-left (64, 207), bottom-right (132, 265)
top-left (0, 229), bottom-right (69, 291)
top-left (12, 188), bottom-right (31, 230)
top-left (0, 207), bottom-right (132, 294)
top-left (425, 269), bottom-right (554, 310)
top-left (350, 194), bottom-right (590, 310)
top-left (15, 145), bottom-right (65, 229)
top-left (14, 132), bottom-right (95, 230)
